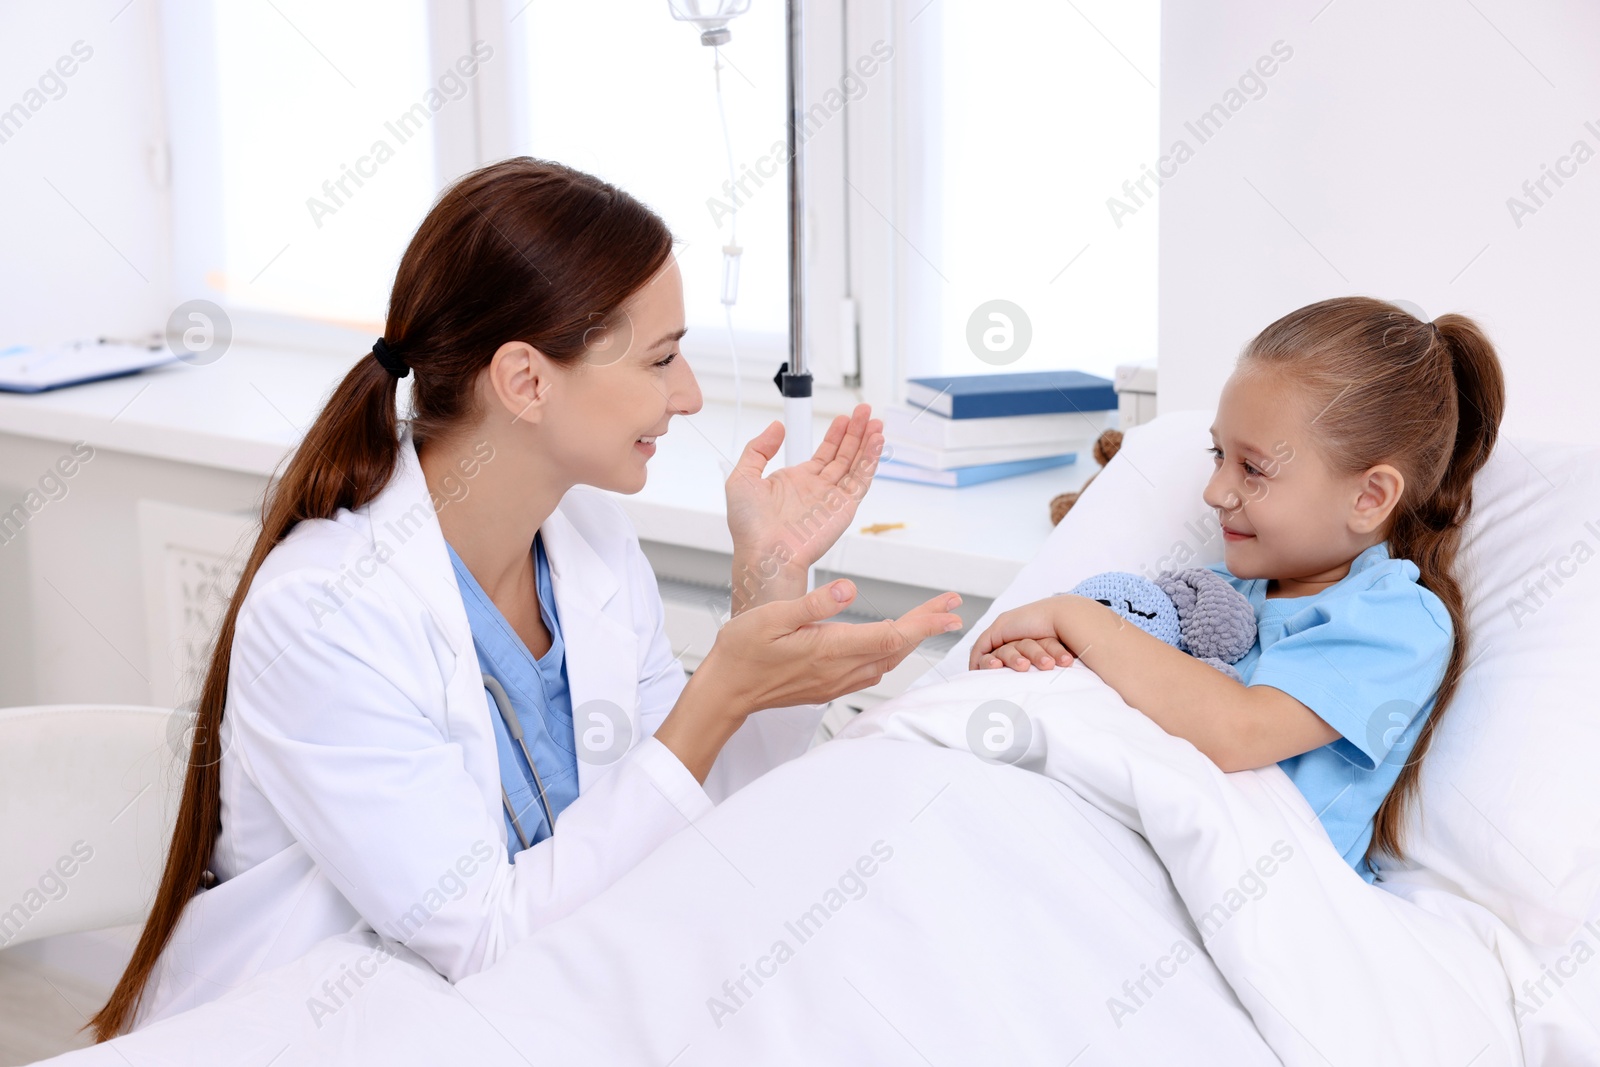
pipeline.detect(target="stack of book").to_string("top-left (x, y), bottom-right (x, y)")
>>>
top-left (876, 370), bottom-right (1118, 487)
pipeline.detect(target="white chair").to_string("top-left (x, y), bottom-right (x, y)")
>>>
top-left (0, 705), bottom-right (181, 951)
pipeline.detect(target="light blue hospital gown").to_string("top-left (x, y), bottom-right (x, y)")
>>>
top-left (1206, 541), bottom-right (1452, 883)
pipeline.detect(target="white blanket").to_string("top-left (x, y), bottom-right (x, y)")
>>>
top-left (48, 667), bottom-right (1543, 1066)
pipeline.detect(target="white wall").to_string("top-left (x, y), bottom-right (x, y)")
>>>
top-left (1157, 0), bottom-right (1600, 446)
top-left (0, 2), bottom-right (170, 346)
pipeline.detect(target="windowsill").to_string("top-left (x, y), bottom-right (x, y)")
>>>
top-left (0, 344), bottom-right (334, 476)
top-left (0, 343), bottom-right (1092, 597)
top-left (621, 404), bottom-right (1092, 598)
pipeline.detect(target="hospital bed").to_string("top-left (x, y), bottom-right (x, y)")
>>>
top-left (35, 409), bottom-right (1600, 1065)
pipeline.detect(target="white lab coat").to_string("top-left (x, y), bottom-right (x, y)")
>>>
top-left (138, 424), bottom-right (823, 1027)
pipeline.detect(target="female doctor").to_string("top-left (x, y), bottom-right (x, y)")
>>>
top-left (92, 158), bottom-right (962, 1039)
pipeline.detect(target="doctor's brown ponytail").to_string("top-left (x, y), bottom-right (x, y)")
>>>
top-left (91, 158), bottom-right (674, 1040)
top-left (1238, 296), bottom-right (1505, 877)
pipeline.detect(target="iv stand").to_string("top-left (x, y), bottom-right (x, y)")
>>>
top-left (773, 0), bottom-right (813, 470)
top-left (671, 0), bottom-right (815, 590)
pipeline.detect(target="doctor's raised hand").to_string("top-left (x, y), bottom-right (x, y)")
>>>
top-left (91, 158), bottom-right (964, 1042)
top-left (723, 404), bottom-right (883, 613)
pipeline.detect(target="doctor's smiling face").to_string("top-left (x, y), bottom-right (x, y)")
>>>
top-left (481, 255), bottom-right (701, 495)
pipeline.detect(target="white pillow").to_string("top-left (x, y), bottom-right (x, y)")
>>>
top-left (928, 408), bottom-right (1600, 946)
top-left (927, 409), bottom-right (1226, 673)
top-left (1400, 434), bottom-right (1600, 943)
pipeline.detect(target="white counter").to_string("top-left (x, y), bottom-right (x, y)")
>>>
top-left (0, 344), bottom-right (1098, 599)
top-left (621, 403), bottom-right (1094, 598)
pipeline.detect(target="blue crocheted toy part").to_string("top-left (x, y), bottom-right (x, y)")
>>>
top-left (1066, 571), bottom-right (1182, 648)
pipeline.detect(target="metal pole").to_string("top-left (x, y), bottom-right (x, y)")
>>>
top-left (776, 0), bottom-right (813, 467)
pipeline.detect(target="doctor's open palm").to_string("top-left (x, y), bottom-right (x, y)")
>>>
top-left (723, 404), bottom-right (884, 606)
top-left (650, 402), bottom-right (962, 781)
top-left (654, 579), bottom-right (963, 781)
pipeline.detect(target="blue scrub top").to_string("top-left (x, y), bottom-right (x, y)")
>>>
top-left (1206, 542), bottom-right (1452, 883)
top-left (446, 533), bottom-right (579, 857)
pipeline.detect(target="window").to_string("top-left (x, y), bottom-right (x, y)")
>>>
top-left (166, 0), bottom-right (440, 334)
top-left (514, 1), bottom-right (801, 383)
top-left (875, 0), bottom-right (1160, 387)
top-left (161, 0), bottom-right (1157, 399)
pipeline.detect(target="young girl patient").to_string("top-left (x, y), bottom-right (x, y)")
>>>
top-left (969, 296), bottom-right (1506, 884)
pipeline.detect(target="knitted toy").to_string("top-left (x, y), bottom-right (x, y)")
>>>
top-left (1050, 428), bottom-right (1123, 525)
top-left (1063, 568), bottom-right (1257, 681)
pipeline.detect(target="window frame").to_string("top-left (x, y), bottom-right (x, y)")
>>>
top-left (460, 0), bottom-right (871, 413)
top-left (163, 0), bottom-right (1145, 420)
top-left (160, 0), bottom-right (459, 354)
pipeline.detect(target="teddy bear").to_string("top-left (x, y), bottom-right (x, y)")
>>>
top-left (1061, 568), bottom-right (1257, 681)
top-left (1050, 428), bottom-right (1123, 525)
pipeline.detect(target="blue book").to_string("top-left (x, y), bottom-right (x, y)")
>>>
top-left (906, 370), bottom-right (1117, 419)
top-left (874, 452), bottom-right (1075, 488)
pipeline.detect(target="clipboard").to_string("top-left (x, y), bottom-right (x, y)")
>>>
top-left (0, 339), bottom-right (180, 394)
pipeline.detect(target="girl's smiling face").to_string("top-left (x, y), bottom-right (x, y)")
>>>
top-left (1202, 366), bottom-right (1406, 594)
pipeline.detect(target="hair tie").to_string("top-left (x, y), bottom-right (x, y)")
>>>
top-left (372, 337), bottom-right (409, 379)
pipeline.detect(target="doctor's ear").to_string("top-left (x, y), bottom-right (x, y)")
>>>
top-left (486, 340), bottom-right (559, 425)
top-left (1349, 462), bottom-right (1405, 535)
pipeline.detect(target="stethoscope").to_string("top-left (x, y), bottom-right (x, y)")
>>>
top-left (481, 672), bottom-right (557, 852)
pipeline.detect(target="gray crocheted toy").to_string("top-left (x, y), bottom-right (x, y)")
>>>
top-left (1064, 569), bottom-right (1258, 681)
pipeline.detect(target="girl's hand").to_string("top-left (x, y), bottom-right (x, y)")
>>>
top-left (724, 405), bottom-right (883, 606)
top-left (968, 597), bottom-right (1080, 672)
top-left (975, 636), bottom-right (1074, 672)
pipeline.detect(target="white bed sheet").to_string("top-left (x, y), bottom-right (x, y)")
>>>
top-left (46, 666), bottom-right (1569, 1066)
